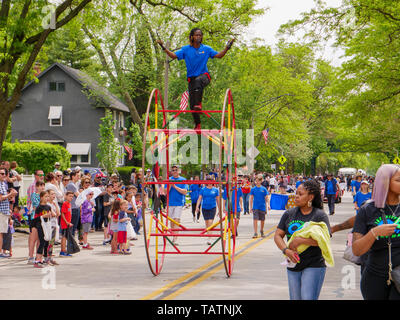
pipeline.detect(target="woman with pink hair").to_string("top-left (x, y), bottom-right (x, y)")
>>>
top-left (353, 164), bottom-right (400, 300)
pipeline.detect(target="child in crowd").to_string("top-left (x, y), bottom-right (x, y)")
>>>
top-left (102, 184), bottom-right (114, 245)
top-left (60, 191), bottom-right (74, 257)
top-left (134, 193), bottom-right (142, 235)
top-left (12, 205), bottom-right (23, 223)
top-left (80, 191), bottom-right (95, 250)
top-left (118, 200), bottom-right (131, 255)
top-left (27, 181), bottom-right (45, 265)
top-left (46, 189), bottom-right (60, 265)
top-left (32, 191), bottom-right (54, 268)
top-left (125, 191), bottom-right (137, 243)
top-left (109, 199), bottom-right (121, 254)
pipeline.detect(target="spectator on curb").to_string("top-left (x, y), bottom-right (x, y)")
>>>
top-left (66, 171), bottom-right (81, 237)
top-left (0, 168), bottom-right (18, 258)
top-left (9, 161), bottom-right (22, 210)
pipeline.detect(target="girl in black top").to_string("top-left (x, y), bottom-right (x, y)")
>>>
top-left (32, 191), bottom-right (53, 268)
top-left (353, 164), bottom-right (400, 300)
top-left (274, 180), bottom-right (331, 300)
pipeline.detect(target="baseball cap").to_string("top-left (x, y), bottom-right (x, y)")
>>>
top-left (55, 162), bottom-right (60, 166)
top-left (74, 166), bottom-right (82, 171)
top-left (361, 180), bottom-right (369, 185)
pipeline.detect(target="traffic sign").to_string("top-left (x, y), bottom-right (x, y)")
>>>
top-left (279, 166), bottom-right (286, 171)
top-left (393, 157), bottom-right (400, 165)
top-left (278, 155), bottom-right (287, 164)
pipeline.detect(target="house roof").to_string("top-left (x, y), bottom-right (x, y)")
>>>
top-left (21, 62), bottom-right (130, 113)
top-left (20, 130), bottom-right (65, 143)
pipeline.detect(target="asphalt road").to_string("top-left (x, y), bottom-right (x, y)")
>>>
top-left (0, 191), bottom-right (363, 300)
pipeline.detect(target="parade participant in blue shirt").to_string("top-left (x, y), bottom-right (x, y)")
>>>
top-left (189, 175), bottom-right (202, 223)
top-left (351, 174), bottom-right (362, 197)
top-left (195, 176), bottom-right (221, 245)
top-left (162, 165), bottom-right (188, 245)
top-left (353, 180), bottom-right (372, 214)
top-left (250, 174), bottom-right (270, 238)
top-left (222, 184), bottom-right (243, 237)
top-left (157, 29), bottom-right (235, 131)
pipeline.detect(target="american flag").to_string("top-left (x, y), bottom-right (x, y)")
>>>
top-left (180, 90), bottom-right (189, 110)
top-left (124, 145), bottom-right (133, 160)
top-left (262, 129), bottom-right (269, 145)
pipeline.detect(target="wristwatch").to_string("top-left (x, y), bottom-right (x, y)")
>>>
top-left (282, 247), bottom-right (289, 255)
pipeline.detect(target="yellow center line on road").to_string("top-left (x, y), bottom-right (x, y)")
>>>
top-left (140, 225), bottom-right (277, 300)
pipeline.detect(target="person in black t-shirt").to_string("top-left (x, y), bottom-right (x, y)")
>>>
top-left (353, 164), bottom-right (400, 300)
top-left (274, 179), bottom-right (331, 300)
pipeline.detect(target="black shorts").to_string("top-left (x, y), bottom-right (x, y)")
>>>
top-left (202, 208), bottom-right (216, 221)
top-left (60, 228), bottom-right (69, 238)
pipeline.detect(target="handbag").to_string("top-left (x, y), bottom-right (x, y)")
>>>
top-left (380, 209), bottom-right (400, 292)
top-left (126, 220), bottom-right (136, 240)
top-left (66, 227), bottom-right (80, 254)
top-left (40, 216), bottom-right (52, 241)
top-left (343, 232), bottom-right (362, 265)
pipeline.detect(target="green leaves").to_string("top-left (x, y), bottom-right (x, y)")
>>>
top-left (2, 141), bottom-right (71, 174)
top-left (96, 109), bottom-right (122, 173)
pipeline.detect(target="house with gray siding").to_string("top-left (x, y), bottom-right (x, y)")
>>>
top-left (11, 62), bottom-right (130, 168)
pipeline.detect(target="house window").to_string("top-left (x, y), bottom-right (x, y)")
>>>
top-left (118, 112), bottom-right (124, 128)
top-left (48, 106), bottom-right (63, 127)
top-left (49, 82), bottom-right (65, 92)
top-left (67, 143), bottom-right (91, 165)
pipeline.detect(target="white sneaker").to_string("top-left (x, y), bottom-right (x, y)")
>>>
top-left (27, 257), bottom-right (35, 265)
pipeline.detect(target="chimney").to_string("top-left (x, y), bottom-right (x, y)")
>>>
top-left (33, 62), bottom-right (41, 77)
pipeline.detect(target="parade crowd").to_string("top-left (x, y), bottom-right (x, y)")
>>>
top-left (1, 160), bottom-right (400, 301)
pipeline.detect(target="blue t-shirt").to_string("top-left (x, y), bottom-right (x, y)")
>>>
top-left (250, 186), bottom-right (269, 211)
top-left (175, 44), bottom-right (218, 78)
top-left (326, 180), bottom-right (335, 195)
top-left (353, 191), bottom-right (372, 213)
top-left (199, 187), bottom-right (219, 210)
top-left (166, 176), bottom-right (188, 206)
top-left (351, 180), bottom-right (361, 193)
top-left (222, 187), bottom-right (243, 213)
top-left (117, 211), bottom-right (128, 232)
top-left (189, 184), bottom-right (201, 203)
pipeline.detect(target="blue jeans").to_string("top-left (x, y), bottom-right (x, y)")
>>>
top-left (287, 267), bottom-right (326, 300)
top-left (243, 193), bottom-right (250, 213)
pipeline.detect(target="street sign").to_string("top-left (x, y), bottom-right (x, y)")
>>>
top-left (279, 166), bottom-right (285, 171)
top-left (393, 157), bottom-right (400, 165)
top-left (278, 155), bottom-right (287, 164)
top-left (271, 164), bottom-right (276, 170)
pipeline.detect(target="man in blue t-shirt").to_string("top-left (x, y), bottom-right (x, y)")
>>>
top-left (351, 174), bottom-right (362, 197)
top-left (162, 165), bottom-right (188, 245)
top-left (324, 174), bottom-right (339, 215)
top-left (222, 185), bottom-right (243, 237)
top-left (158, 28), bottom-right (235, 131)
top-left (249, 174), bottom-right (270, 238)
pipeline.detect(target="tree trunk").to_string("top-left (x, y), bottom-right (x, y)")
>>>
top-left (122, 91), bottom-right (144, 134)
top-left (0, 103), bottom-right (13, 158)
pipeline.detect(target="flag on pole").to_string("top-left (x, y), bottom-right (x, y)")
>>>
top-left (180, 90), bottom-right (189, 111)
top-left (124, 145), bottom-right (133, 160)
top-left (262, 129), bottom-right (269, 145)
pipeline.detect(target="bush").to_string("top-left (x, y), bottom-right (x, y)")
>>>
top-left (2, 142), bottom-right (71, 174)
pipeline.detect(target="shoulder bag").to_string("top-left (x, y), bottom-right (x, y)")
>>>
top-left (343, 232), bottom-right (362, 265)
top-left (380, 209), bottom-right (400, 293)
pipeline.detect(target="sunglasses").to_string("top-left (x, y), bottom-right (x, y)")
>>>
top-left (36, 174), bottom-right (44, 177)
